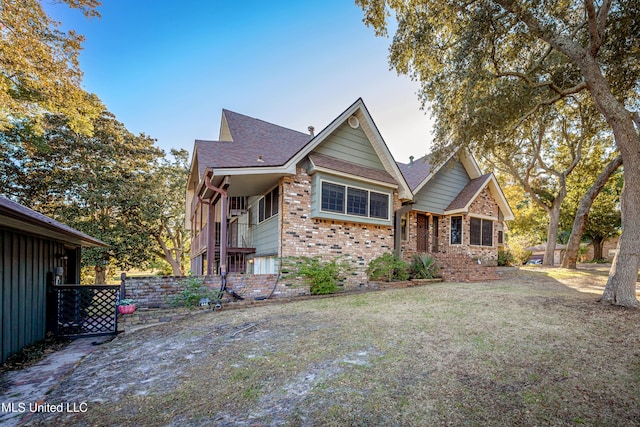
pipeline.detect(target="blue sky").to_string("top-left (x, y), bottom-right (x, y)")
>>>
top-left (46, 1), bottom-right (434, 163)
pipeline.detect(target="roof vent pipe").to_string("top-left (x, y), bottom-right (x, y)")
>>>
top-left (308, 126), bottom-right (315, 136)
top-left (409, 155), bottom-right (414, 165)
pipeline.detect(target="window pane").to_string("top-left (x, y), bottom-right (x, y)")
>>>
top-left (321, 182), bottom-right (345, 213)
top-left (272, 187), bottom-right (279, 216)
top-left (482, 219), bottom-right (493, 246)
top-left (470, 217), bottom-right (481, 245)
top-left (347, 187), bottom-right (368, 216)
top-left (264, 192), bottom-right (272, 219)
top-left (369, 192), bottom-right (389, 219)
top-left (258, 198), bottom-right (265, 222)
top-left (450, 216), bottom-right (462, 245)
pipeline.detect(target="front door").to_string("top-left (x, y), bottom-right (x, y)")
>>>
top-left (417, 214), bottom-right (428, 252)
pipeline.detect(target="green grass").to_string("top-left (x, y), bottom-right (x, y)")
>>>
top-left (28, 267), bottom-right (640, 426)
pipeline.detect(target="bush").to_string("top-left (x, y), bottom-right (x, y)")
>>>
top-left (409, 254), bottom-right (441, 279)
top-left (169, 276), bottom-right (216, 307)
top-left (497, 249), bottom-right (515, 266)
top-left (366, 253), bottom-right (409, 282)
top-left (282, 256), bottom-right (351, 295)
top-left (506, 235), bottom-right (534, 265)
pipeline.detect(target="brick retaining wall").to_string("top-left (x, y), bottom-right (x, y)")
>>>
top-left (123, 274), bottom-right (311, 309)
top-left (434, 253), bottom-right (500, 282)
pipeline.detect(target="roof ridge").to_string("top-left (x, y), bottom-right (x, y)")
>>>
top-left (222, 109), bottom-right (309, 137)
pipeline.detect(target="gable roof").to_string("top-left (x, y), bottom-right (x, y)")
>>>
top-left (195, 110), bottom-right (311, 169)
top-left (397, 149), bottom-right (482, 194)
top-left (0, 195), bottom-right (108, 247)
top-left (192, 98), bottom-right (412, 200)
top-left (443, 173), bottom-right (515, 220)
top-left (397, 155), bottom-right (431, 191)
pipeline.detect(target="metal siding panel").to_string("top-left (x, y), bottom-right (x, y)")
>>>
top-left (1, 230), bottom-right (7, 362)
top-left (25, 237), bottom-right (33, 347)
top-left (11, 233), bottom-right (19, 355)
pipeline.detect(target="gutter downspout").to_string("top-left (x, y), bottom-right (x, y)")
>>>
top-left (394, 203), bottom-right (414, 259)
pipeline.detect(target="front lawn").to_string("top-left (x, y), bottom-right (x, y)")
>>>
top-left (31, 267), bottom-right (640, 426)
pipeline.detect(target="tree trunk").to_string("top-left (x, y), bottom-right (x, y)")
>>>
top-left (543, 193), bottom-right (565, 266)
top-left (592, 236), bottom-right (604, 261)
top-left (154, 234), bottom-right (184, 276)
top-left (569, 51), bottom-right (639, 308)
top-left (562, 155), bottom-right (623, 268)
top-left (95, 265), bottom-right (109, 284)
top-left (601, 160), bottom-right (640, 307)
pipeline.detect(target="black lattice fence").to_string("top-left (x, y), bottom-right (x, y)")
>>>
top-left (54, 285), bottom-right (120, 338)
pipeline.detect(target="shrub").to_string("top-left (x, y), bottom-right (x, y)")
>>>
top-left (282, 256), bottom-right (351, 295)
top-left (497, 249), bottom-right (515, 266)
top-left (506, 235), bottom-right (534, 265)
top-left (366, 253), bottom-right (409, 282)
top-left (409, 254), bottom-right (441, 279)
top-left (169, 276), bottom-right (215, 307)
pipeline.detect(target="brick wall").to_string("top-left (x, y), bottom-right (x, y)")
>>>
top-left (434, 253), bottom-right (500, 282)
top-left (123, 274), bottom-right (310, 309)
top-left (280, 167), bottom-right (400, 289)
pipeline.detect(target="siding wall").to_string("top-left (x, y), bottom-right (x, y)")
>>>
top-left (313, 122), bottom-right (386, 171)
top-left (413, 159), bottom-right (470, 213)
top-left (0, 228), bottom-right (64, 363)
top-left (247, 195), bottom-right (279, 256)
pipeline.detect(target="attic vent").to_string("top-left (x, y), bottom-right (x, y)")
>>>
top-left (257, 155), bottom-right (264, 163)
top-left (348, 116), bottom-right (360, 129)
top-left (308, 126), bottom-right (315, 136)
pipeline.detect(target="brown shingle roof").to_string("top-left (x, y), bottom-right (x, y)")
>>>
top-left (0, 195), bottom-right (107, 247)
top-left (397, 155), bottom-right (432, 191)
top-left (309, 153), bottom-right (397, 185)
top-left (445, 173), bottom-right (493, 212)
top-left (195, 110), bottom-right (312, 170)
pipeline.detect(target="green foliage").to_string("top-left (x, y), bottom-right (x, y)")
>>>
top-left (497, 249), bottom-right (515, 267)
top-left (282, 256), bottom-right (351, 295)
top-left (0, 0), bottom-right (102, 134)
top-left (146, 149), bottom-right (191, 275)
top-left (1, 108), bottom-right (165, 280)
top-left (169, 276), bottom-right (215, 308)
top-left (409, 254), bottom-right (441, 279)
top-left (366, 253), bottom-right (409, 282)
top-left (505, 235), bottom-right (534, 266)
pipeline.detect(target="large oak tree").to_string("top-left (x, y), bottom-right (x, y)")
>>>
top-left (358, 0), bottom-right (639, 307)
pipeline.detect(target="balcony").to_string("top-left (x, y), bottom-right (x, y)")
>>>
top-left (192, 221), bottom-right (255, 258)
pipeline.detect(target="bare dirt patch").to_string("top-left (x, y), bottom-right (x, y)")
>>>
top-left (27, 268), bottom-right (640, 426)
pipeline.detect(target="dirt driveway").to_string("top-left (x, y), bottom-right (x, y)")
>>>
top-left (12, 267), bottom-right (640, 426)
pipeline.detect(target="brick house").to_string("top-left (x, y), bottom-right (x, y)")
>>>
top-left (186, 99), bottom-right (513, 288)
